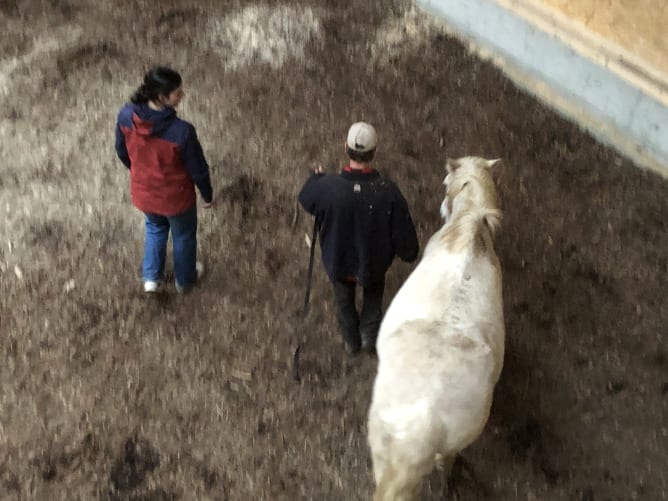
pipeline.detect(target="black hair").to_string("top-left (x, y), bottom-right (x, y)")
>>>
top-left (130, 66), bottom-right (182, 104)
top-left (346, 146), bottom-right (376, 163)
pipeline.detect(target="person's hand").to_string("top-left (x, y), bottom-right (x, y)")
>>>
top-left (314, 164), bottom-right (324, 174)
top-left (202, 198), bottom-right (215, 209)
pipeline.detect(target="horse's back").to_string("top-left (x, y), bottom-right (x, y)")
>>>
top-left (377, 247), bottom-right (465, 346)
top-left (378, 243), bottom-right (502, 350)
top-left (373, 239), bottom-right (504, 452)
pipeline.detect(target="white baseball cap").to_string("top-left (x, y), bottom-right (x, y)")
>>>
top-left (347, 122), bottom-right (377, 152)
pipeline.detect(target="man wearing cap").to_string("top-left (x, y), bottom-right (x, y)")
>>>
top-left (298, 122), bottom-right (419, 355)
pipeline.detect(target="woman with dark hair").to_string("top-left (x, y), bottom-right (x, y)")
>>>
top-left (115, 66), bottom-right (214, 293)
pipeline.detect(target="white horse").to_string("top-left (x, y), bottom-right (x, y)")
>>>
top-left (368, 156), bottom-right (505, 501)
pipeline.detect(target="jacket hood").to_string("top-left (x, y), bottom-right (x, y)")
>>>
top-left (131, 102), bottom-right (177, 136)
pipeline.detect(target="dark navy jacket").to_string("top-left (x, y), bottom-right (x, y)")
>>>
top-left (115, 103), bottom-right (212, 216)
top-left (298, 167), bottom-right (419, 286)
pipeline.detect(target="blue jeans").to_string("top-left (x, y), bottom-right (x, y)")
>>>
top-left (142, 206), bottom-right (197, 288)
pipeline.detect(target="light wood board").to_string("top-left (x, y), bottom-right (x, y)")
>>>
top-left (538, 0), bottom-right (668, 78)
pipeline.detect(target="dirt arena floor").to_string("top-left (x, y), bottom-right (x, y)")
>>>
top-left (1, 0), bottom-right (667, 500)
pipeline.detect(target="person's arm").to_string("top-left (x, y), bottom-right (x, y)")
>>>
top-left (114, 117), bottom-right (131, 169)
top-left (391, 189), bottom-right (419, 263)
top-left (298, 167), bottom-right (326, 215)
top-left (180, 125), bottom-right (213, 204)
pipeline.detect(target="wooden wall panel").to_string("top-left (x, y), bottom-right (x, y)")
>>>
top-left (539, 0), bottom-right (668, 77)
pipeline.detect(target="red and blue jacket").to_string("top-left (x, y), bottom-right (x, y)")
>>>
top-left (115, 103), bottom-right (213, 216)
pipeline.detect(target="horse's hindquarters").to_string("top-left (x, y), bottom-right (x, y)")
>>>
top-left (372, 319), bottom-right (500, 447)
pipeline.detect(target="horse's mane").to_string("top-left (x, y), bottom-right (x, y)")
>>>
top-left (440, 169), bottom-right (502, 255)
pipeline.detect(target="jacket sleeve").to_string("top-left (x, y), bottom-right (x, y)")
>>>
top-left (298, 173), bottom-right (326, 216)
top-left (114, 117), bottom-right (131, 169)
top-left (180, 125), bottom-right (213, 203)
top-left (391, 188), bottom-right (419, 263)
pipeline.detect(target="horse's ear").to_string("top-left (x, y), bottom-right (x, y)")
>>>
top-left (484, 158), bottom-right (502, 169)
top-left (446, 158), bottom-right (461, 173)
top-left (484, 158), bottom-right (503, 184)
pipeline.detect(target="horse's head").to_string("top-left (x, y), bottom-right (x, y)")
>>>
top-left (440, 156), bottom-right (502, 231)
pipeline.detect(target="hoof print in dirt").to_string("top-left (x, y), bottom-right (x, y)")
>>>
top-left (1, 0), bottom-right (71, 18)
top-left (221, 174), bottom-right (264, 217)
top-left (512, 301), bottom-right (530, 315)
top-left (39, 460), bottom-right (57, 482)
top-left (154, 7), bottom-right (200, 43)
top-left (148, 290), bottom-right (173, 307)
top-left (605, 380), bottom-right (627, 395)
top-left (540, 462), bottom-right (561, 486)
top-left (507, 417), bottom-right (563, 485)
top-left (653, 350), bottom-right (667, 367)
top-left (3, 106), bottom-right (22, 121)
top-left (27, 220), bottom-right (67, 252)
top-left (256, 419), bottom-right (268, 435)
top-left (156, 7), bottom-right (199, 30)
top-left (0, 0), bottom-right (19, 16)
top-left (576, 486), bottom-right (595, 501)
top-left (109, 437), bottom-right (160, 492)
top-left (55, 42), bottom-right (121, 77)
top-left (264, 248), bottom-right (285, 278)
top-left (199, 465), bottom-right (221, 492)
top-left (541, 279), bottom-right (558, 296)
top-left (507, 417), bottom-right (542, 458)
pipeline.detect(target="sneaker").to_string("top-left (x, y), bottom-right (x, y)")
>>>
top-left (176, 261), bottom-right (204, 294)
top-left (144, 280), bottom-right (159, 293)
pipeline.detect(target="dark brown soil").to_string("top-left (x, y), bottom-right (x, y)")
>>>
top-left (1, 0), bottom-right (666, 500)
